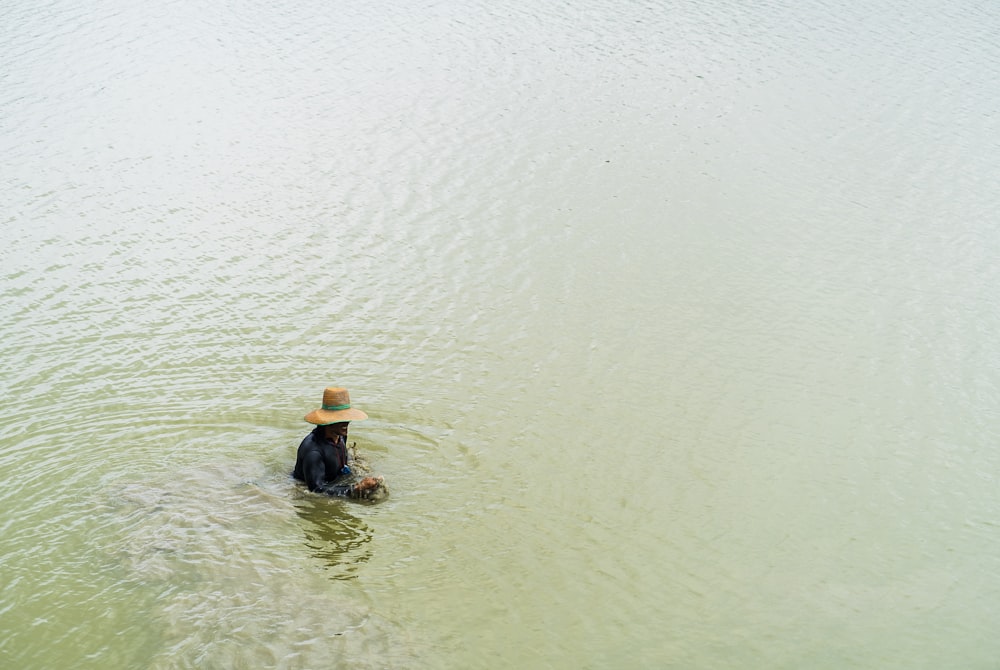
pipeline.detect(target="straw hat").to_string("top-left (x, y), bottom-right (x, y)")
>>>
top-left (304, 387), bottom-right (369, 425)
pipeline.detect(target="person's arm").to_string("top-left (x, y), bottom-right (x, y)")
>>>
top-left (321, 476), bottom-right (383, 498)
top-left (302, 449), bottom-right (378, 498)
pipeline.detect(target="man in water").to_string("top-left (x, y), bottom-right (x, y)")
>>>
top-left (293, 387), bottom-right (383, 498)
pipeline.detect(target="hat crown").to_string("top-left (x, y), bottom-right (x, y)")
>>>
top-left (304, 386), bottom-right (367, 424)
top-left (322, 387), bottom-right (351, 409)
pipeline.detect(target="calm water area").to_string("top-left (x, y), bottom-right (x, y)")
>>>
top-left (3, 0), bottom-right (1000, 667)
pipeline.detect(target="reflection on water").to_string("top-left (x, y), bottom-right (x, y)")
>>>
top-left (101, 464), bottom-right (415, 668)
top-left (294, 495), bottom-right (374, 579)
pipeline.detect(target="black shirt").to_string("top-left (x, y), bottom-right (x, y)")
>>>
top-left (292, 427), bottom-right (354, 496)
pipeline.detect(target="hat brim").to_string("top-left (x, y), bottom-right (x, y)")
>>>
top-left (304, 407), bottom-right (369, 425)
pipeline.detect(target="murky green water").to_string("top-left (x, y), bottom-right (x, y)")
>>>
top-left (3, 0), bottom-right (1000, 667)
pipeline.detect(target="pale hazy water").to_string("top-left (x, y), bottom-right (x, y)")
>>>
top-left (2, 0), bottom-right (1000, 667)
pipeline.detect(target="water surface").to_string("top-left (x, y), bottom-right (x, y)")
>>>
top-left (3, 0), bottom-right (1000, 667)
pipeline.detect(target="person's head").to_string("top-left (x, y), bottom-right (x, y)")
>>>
top-left (304, 387), bottom-right (368, 426)
top-left (321, 421), bottom-right (350, 440)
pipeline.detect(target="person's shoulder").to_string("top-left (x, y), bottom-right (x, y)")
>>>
top-left (297, 429), bottom-right (320, 450)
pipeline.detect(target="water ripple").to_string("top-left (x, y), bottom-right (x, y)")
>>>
top-left (4, 0), bottom-right (1000, 666)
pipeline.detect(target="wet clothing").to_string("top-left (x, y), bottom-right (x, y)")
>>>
top-left (292, 427), bottom-right (355, 497)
